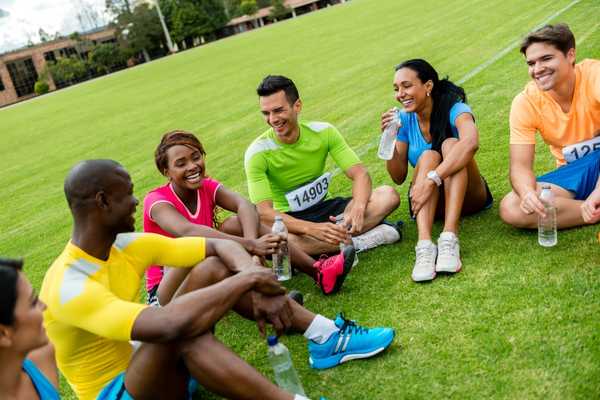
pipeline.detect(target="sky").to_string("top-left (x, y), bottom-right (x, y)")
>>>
top-left (0, 0), bottom-right (110, 53)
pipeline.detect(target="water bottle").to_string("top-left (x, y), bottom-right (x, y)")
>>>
top-left (267, 336), bottom-right (306, 396)
top-left (377, 108), bottom-right (400, 160)
top-left (335, 215), bottom-right (358, 267)
top-left (538, 184), bottom-right (557, 247)
top-left (272, 216), bottom-right (292, 281)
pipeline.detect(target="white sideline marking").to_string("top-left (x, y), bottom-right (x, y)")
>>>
top-left (330, 0), bottom-right (582, 177)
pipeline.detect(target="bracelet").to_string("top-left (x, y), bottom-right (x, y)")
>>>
top-left (426, 170), bottom-right (442, 186)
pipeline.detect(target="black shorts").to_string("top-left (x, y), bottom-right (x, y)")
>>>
top-left (286, 197), bottom-right (351, 223)
top-left (408, 177), bottom-right (493, 219)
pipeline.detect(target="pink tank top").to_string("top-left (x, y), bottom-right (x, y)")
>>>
top-left (143, 178), bottom-right (221, 291)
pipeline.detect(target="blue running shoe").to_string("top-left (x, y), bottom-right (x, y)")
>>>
top-left (308, 313), bottom-right (395, 369)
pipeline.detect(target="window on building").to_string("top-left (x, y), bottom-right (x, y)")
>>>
top-left (0, 75), bottom-right (4, 91)
top-left (44, 51), bottom-right (57, 63)
top-left (6, 58), bottom-right (38, 97)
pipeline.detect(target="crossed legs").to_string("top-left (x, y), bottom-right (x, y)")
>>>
top-left (289, 185), bottom-right (400, 255)
top-left (128, 257), bottom-right (316, 400)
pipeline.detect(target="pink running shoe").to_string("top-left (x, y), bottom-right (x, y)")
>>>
top-left (314, 245), bottom-right (355, 295)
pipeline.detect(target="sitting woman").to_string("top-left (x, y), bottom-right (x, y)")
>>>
top-left (0, 258), bottom-right (60, 400)
top-left (382, 59), bottom-right (493, 282)
top-left (144, 130), bottom-right (354, 304)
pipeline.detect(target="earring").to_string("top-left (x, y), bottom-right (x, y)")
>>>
top-left (426, 92), bottom-right (431, 97)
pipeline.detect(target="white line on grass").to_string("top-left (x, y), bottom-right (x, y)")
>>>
top-left (329, 0), bottom-right (582, 177)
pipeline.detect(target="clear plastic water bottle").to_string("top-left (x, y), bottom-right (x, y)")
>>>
top-left (538, 184), bottom-right (557, 247)
top-left (335, 215), bottom-right (358, 267)
top-left (272, 216), bottom-right (291, 281)
top-left (377, 108), bottom-right (400, 160)
top-left (267, 336), bottom-right (306, 396)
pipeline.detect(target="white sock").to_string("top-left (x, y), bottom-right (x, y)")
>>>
top-left (303, 314), bottom-right (338, 344)
top-left (417, 239), bottom-right (434, 247)
top-left (294, 395), bottom-right (310, 400)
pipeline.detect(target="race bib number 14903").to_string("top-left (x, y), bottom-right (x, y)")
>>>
top-left (285, 173), bottom-right (331, 212)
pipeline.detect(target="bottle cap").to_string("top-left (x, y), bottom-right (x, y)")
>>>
top-left (267, 335), bottom-right (278, 346)
top-left (541, 184), bottom-right (551, 190)
top-left (274, 215), bottom-right (283, 221)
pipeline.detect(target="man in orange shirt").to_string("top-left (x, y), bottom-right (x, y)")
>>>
top-left (500, 23), bottom-right (600, 229)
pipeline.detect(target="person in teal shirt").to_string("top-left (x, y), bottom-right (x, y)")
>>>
top-left (383, 59), bottom-right (493, 282)
top-left (0, 258), bottom-right (60, 400)
top-left (245, 75), bottom-right (402, 260)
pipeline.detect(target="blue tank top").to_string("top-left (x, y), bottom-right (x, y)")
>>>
top-left (22, 359), bottom-right (60, 400)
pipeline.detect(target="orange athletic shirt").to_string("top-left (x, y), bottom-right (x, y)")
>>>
top-left (510, 59), bottom-right (600, 166)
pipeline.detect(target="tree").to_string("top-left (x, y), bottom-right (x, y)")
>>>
top-left (47, 58), bottom-right (88, 85)
top-left (75, 0), bottom-right (107, 31)
top-left (115, 3), bottom-right (164, 62)
top-left (270, 0), bottom-right (291, 20)
top-left (38, 28), bottom-right (51, 42)
top-left (167, 0), bottom-right (227, 43)
top-left (105, 0), bottom-right (132, 16)
top-left (89, 43), bottom-right (127, 73)
top-left (240, 0), bottom-right (258, 16)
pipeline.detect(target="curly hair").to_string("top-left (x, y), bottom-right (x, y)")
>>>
top-left (154, 130), bottom-right (206, 176)
top-left (153, 130), bottom-right (222, 228)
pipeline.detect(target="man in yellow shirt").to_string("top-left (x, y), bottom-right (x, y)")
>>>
top-left (500, 24), bottom-right (600, 229)
top-left (40, 160), bottom-right (394, 400)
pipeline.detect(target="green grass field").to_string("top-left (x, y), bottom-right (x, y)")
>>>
top-left (1, 0), bottom-right (600, 398)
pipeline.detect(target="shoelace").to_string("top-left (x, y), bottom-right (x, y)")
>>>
top-left (338, 313), bottom-right (369, 335)
top-left (354, 232), bottom-right (384, 251)
top-left (438, 238), bottom-right (457, 256)
top-left (415, 245), bottom-right (435, 267)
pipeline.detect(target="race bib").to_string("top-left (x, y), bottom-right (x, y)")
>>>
top-left (562, 135), bottom-right (600, 163)
top-left (285, 173), bottom-right (331, 212)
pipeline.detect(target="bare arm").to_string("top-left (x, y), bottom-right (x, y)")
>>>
top-left (343, 164), bottom-right (372, 233)
top-left (386, 140), bottom-right (409, 185)
top-left (215, 185), bottom-right (260, 240)
top-left (151, 201), bottom-right (278, 256)
top-left (434, 113), bottom-right (479, 179)
top-left (131, 239), bottom-right (285, 342)
top-left (256, 200), bottom-right (348, 245)
top-left (510, 143), bottom-right (545, 216)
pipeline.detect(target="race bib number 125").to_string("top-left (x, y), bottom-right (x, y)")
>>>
top-left (562, 135), bottom-right (600, 164)
top-left (285, 173), bottom-right (331, 212)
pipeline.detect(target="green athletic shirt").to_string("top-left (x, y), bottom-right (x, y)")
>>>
top-left (244, 121), bottom-right (361, 212)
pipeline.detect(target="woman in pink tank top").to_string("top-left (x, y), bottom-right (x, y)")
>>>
top-left (143, 131), bottom-right (354, 304)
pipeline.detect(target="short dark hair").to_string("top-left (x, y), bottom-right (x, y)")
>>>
top-left (520, 23), bottom-right (575, 55)
top-left (0, 258), bottom-right (23, 326)
top-left (256, 75), bottom-right (299, 105)
top-left (155, 130), bottom-right (206, 175)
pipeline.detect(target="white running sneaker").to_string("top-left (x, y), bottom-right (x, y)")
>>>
top-left (352, 224), bottom-right (401, 253)
top-left (436, 231), bottom-right (462, 273)
top-left (412, 240), bottom-right (437, 282)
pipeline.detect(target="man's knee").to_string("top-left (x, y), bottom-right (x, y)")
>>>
top-left (499, 192), bottom-right (529, 228)
top-left (373, 185), bottom-right (400, 210)
top-left (190, 257), bottom-right (231, 285)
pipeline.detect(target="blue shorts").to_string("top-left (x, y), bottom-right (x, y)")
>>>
top-left (97, 372), bottom-right (198, 400)
top-left (537, 150), bottom-right (600, 200)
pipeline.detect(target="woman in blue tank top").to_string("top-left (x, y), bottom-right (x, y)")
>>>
top-left (382, 59), bottom-right (493, 282)
top-left (0, 258), bottom-right (60, 399)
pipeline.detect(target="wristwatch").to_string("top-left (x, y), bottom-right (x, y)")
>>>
top-left (426, 170), bottom-right (442, 186)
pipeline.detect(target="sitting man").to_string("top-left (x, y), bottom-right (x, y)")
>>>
top-left (245, 75), bottom-right (401, 257)
top-left (40, 159), bottom-right (395, 400)
top-left (500, 23), bottom-right (600, 229)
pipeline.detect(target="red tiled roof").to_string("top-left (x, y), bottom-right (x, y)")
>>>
top-left (227, 0), bottom-right (319, 26)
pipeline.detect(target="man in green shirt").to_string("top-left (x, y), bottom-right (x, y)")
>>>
top-left (245, 75), bottom-right (401, 256)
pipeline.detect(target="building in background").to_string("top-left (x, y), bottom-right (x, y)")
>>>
top-left (0, 27), bottom-right (116, 107)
